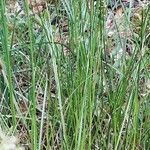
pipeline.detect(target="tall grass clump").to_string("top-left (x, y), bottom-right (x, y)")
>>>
top-left (0, 0), bottom-right (149, 149)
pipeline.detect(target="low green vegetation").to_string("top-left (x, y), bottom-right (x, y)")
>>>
top-left (0, 0), bottom-right (149, 149)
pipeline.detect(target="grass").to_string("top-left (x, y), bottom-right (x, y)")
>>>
top-left (0, 0), bottom-right (150, 149)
